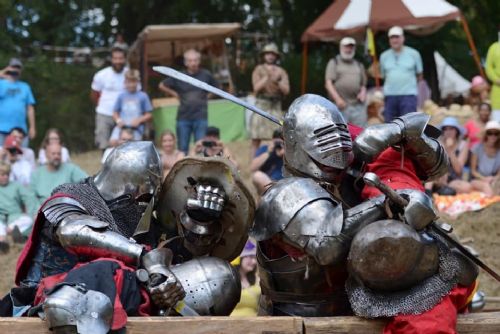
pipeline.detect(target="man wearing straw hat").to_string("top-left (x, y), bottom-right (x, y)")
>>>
top-left (250, 43), bottom-right (290, 157)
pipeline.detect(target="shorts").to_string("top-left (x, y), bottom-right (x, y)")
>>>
top-left (95, 113), bottom-right (115, 149)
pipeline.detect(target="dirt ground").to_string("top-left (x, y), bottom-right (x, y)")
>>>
top-left (1, 140), bottom-right (499, 310)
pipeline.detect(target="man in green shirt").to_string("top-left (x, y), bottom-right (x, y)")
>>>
top-left (31, 143), bottom-right (87, 207)
top-left (0, 162), bottom-right (37, 252)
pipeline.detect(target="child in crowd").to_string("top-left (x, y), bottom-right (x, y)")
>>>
top-left (38, 128), bottom-right (71, 165)
top-left (366, 91), bottom-right (385, 125)
top-left (230, 240), bottom-right (260, 317)
top-left (0, 162), bottom-right (37, 253)
top-left (110, 69), bottom-right (153, 145)
top-left (159, 130), bottom-right (185, 179)
top-left (101, 127), bottom-right (135, 164)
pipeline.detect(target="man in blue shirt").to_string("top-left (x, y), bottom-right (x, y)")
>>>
top-left (380, 26), bottom-right (423, 122)
top-left (0, 58), bottom-right (36, 147)
top-left (250, 129), bottom-right (284, 195)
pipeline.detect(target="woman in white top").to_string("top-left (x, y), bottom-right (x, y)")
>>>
top-left (159, 130), bottom-right (185, 179)
top-left (38, 128), bottom-right (71, 165)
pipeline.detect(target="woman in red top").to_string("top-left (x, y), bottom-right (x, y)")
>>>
top-left (464, 102), bottom-right (492, 149)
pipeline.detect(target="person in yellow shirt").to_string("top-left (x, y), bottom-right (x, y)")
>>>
top-left (230, 240), bottom-right (260, 317)
top-left (485, 34), bottom-right (500, 122)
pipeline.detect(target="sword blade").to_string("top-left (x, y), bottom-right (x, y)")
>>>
top-left (153, 66), bottom-right (282, 125)
top-left (431, 224), bottom-right (500, 283)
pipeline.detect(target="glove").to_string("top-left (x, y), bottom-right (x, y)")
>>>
top-left (147, 270), bottom-right (186, 311)
top-left (186, 184), bottom-right (225, 221)
top-left (140, 248), bottom-right (186, 311)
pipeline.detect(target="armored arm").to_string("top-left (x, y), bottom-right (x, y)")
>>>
top-left (56, 215), bottom-right (144, 266)
top-left (42, 197), bottom-right (144, 266)
top-left (354, 112), bottom-right (448, 181)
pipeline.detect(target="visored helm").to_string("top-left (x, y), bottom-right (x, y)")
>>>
top-left (94, 141), bottom-right (162, 205)
top-left (283, 94), bottom-right (353, 181)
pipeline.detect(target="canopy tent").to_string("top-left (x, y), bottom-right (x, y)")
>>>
top-left (300, 0), bottom-right (483, 93)
top-left (128, 23), bottom-right (241, 90)
top-left (434, 51), bottom-right (471, 98)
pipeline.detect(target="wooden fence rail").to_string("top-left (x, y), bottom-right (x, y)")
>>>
top-left (0, 312), bottom-right (499, 333)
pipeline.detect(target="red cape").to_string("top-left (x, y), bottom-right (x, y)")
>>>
top-left (15, 193), bottom-right (74, 286)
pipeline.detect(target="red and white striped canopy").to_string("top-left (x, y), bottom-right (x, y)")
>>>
top-left (302, 0), bottom-right (461, 42)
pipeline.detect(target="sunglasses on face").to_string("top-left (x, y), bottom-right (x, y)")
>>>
top-left (486, 131), bottom-right (500, 137)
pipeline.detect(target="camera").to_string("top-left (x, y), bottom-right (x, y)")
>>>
top-left (202, 140), bottom-right (216, 148)
top-left (7, 148), bottom-right (19, 155)
top-left (6, 70), bottom-right (20, 77)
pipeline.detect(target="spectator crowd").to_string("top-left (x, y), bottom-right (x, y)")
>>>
top-left (0, 128), bottom-right (87, 253)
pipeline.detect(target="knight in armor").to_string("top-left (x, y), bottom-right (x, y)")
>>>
top-left (1, 141), bottom-right (250, 333)
top-left (250, 94), bottom-right (478, 332)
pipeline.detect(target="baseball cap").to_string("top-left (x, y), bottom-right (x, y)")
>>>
top-left (8, 58), bottom-right (23, 69)
top-left (3, 135), bottom-right (23, 154)
top-left (388, 26), bottom-right (404, 37)
top-left (485, 120), bottom-right (500, 132)
top-left (340, 37), bottom-right (356, 46)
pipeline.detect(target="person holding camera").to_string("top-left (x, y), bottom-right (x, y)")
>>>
top-left (0, 58), bottom-right (36, 147)
top-left (250, 129), bottom-right (284, 195)
top-left (0, 135), bottom-right (33, 186)
top-left (191, 126), bottom-right (238, 167)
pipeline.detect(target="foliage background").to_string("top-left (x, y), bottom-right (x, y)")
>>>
top-left (0, 0), bottom-right (499, 151)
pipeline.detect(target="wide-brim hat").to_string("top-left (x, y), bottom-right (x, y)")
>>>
top-left (485, 120), bottom-right (500, 132)
top-left (260, 43), bottom-right (280, 58)
top-left (481, 120), bottom-right (500, 139)
top-left (439, 116), bottom-right (464, 137)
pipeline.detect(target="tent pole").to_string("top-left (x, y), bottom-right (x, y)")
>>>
top-left (142, 40), bottom-right (149, 93)
top-left (373, 52), bottom-right (380, 89)
top-left (460, 13), bottom-right (485, 78)
top-left (301, 42), bottom-right (308, 94)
